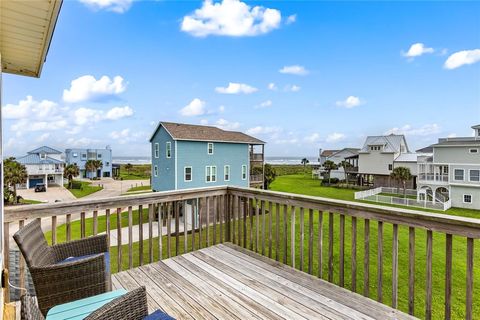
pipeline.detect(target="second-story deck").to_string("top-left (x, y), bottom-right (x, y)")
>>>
top-left (4, 186), bottom-right (480, 319)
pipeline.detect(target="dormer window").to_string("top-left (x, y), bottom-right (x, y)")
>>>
top-left (370, 145), bottom-right (382, 151)
top-left (40, 153), bottom-right (46, 160)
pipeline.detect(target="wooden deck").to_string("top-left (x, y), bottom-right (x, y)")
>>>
top-left (112, 243), bottom-right (415, 320)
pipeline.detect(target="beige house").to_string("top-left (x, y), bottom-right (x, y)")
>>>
top-left (417, 124), bottom-right (480, 210)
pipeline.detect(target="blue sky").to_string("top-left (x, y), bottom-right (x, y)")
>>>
top-left (3, 0), bottom-right (480, 157)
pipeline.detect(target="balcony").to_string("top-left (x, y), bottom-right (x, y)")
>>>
top-left (4, 187), bottom-right (479, 319)
top-left (418, 173), bottom-right (449, 183)
top-left (250, 153), bottom-right (264, 162)
top-left (250, 174), bottom-right (263, 184)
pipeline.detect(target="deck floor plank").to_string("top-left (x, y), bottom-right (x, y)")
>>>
top-left (113, 243), bottom-right (416, 320)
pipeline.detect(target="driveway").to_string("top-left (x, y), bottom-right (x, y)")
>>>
top-left (17, 185), bottom-right (76, 203)
top-left (80, 178), bottom-right (150, 199)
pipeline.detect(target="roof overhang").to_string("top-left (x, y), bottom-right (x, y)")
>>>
top-left (1, 0), bottom-right (62, 77)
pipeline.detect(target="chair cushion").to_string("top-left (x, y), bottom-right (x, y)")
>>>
top-left (58, 252), bottom-right (110, 274)
top-left (144, 310), bottom-right (175, 320)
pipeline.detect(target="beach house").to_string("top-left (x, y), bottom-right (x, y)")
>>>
top-left (417, 124), bottom-right (480, 209)
top-left (65, 147), bottom-right (113, 178)
top-left (149, 122), bottom-right (265, 192)
top-left (16, 146), bottom-right (64, 189)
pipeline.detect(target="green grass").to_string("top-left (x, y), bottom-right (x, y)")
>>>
top-left (119, 164), bottom-right (151, 180)
top-left (64, 180), bottom-right (103, 198)
top-left (126, 185), bottom-right (151, 192)
top-left (19, 199), bottom-right (43, 204)
top-left (379, 192), bottom-right (417, 200)
top-left (271, 164), bottom-right (313, 176)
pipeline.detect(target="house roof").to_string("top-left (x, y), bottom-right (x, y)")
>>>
top-left (320, 150), bottom-right (339, 157)
top-left (394, 153), bottom-right (419, 163)
top-left (150, 122), bottom-right (265, 145)
top-left (27, 146), bottom-right (62, 154)
top-left (330, 148), bottom-right (360, 158)
top-left (360, 134), bottom-right (408, 153)
top-left (416, 145), bottom-right (434, 153)
top-left (16, 154), bottom-right (63, 165)
top-left (472, 124), bottom-right (480, 130)
top-left (432, 139), bottom-right (480, 147)
top-left (1, 1), bottom-right (62, 77)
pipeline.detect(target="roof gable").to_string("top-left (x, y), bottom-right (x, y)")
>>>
top-left (27, 146), bottom-right (62, 154)
top-left (150, 122), bottom-right (265, 145)
top-left (360, 134), bottom-right (408, 153)
top-left (16, 154), bottom-right (63, 165)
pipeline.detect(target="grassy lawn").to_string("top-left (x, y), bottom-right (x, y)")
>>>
top-left (64, 180), bottom-right (103, 198)
top-left (19, 199), bottom-right (43, 204)
top-left (126, 185), bottom-right (151, 192)
top-left (119, 164), bottom-right (151, 180)
top-left (379, 192), bottom-right (417, 200)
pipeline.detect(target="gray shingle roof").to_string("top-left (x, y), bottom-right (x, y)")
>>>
top-left (432, 139), bottom-right (480, 147)
top-left (16, 154), bottom-right (64, 165)
top-left (27, 146), bottom-right (62, 154)
top-left (360, 134), bottom-right (408, 153)
top-left (150, 122), bottom-right (265, 144)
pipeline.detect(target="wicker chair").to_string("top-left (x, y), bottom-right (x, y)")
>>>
top-left (13, 219), bottom-right (111, 316)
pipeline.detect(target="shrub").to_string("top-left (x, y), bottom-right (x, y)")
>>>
top-left (321, 178), bottom-right (339, 186)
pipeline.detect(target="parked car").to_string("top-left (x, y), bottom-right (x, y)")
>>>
top-left (34, 183), bottom-right (46, 192)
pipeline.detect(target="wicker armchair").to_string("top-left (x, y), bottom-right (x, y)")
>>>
top-left (86, 287), bottom-right (149, 320)
top-left (20, 295), bottom-right (44, 320)
top-left (13, 219), bottom-right (111, 316)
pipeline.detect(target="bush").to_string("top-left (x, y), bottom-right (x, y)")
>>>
top-left (272, 165), bottom-right (312, 176)
top-left (334, 183), bottom-right (368, 190)
top-left (70, 181), bottom-right (83, 189)
top-left (321, 178), bottom-right (339, 186)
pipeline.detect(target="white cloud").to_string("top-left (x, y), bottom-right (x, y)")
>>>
top-left (284, 84), bottom-right (301, 92)
top-left (105, 106), bottom-right (134, 120)
top-left (66, 137), bottom-right (101, 148)
top-left (219, 105), bottom-right (225, 113)
top-left (79, 0), bottom-right (132, 13)
top-left (385, 124), bottom-right (441, 136)
top-left (326, 132), bottom-right (346, 143)
top-left (305, 133), bottom-right (321, 143)
top-left (181, 0), bottom-right (282, 37)
top-left (3, 96), bottom-right (59, 120)
top-left (447, 133), bottom-right (457, 138)
top-left (255, 100), bottom-right (272, 109)
top-left (336, 96), bottom-right (364, 108)
top-left (63, 75), bottom-right (127, 103)
top-left (279, 65), bottom-right (308, 75)
top-left (444, 49), bottom-right (480, 69)
top-left (110, 128), bottom-right (146, 143)
top-left (200, 119), bottom-right (209, 125)
top-left (180, 98), bottom-right (206, 116)
top-left (286, 14), bottom-right (296, 25)
top-left (36, 133), bottom-right (51, 143)
top-left (246, 126), bottom-right (280, 135)
top-left (215, 82), bottom-right (258, 94)
top-left (214, 118), bottom-right (240, 130)
top-left (402, 43), bottom-right (434, 58)
top-left (267, 83), bottom-right (278, 91)
top-left (274, 138), bottom-right (298, 145)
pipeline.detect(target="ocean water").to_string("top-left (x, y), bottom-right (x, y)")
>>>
top-left (113, 156), bottom-right (319, 165)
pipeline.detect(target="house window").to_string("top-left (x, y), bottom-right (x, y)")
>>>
top-left (464, 194), bottom-right (472, 203)
top-left (154, 165), bottom-right (158, 177)
top-left (388, 164), bottom-right (393, 170)
top-left (206, 166), bottom-right (217, 182)
top-left (81, 153), bottom-right (87, 160)
top-left (73, 152), bottom-right (78, 157)
top-left (184, 167), bottom-right (192, 182)
top-left (242, 165), bottom-right (247, 180)
top-left (454, 169), bottom-right (464, 181)
top-left (207, 143), bottom-right (214, 155)
top-left (469, 148), bottom-right (478, 154)
top-left (97, 154), bottom-right (102, 159)
top-left (40, 153), bottom-right (46, 160)
top-left (224, 165), bottom-right (230, 181)
top-left (154, 143), bottom-right (159, 158)
top-left (166, 142), bottom-right (171, 158)
top-left (370, 145), bottom-right (382, 151)
top-left (470, 170), bottom-right (480, 182)
top-left (106, 162), bottom-right (110, 166)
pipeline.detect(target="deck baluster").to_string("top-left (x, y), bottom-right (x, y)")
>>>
top-left (392, 224), bottom-right (399, 308)
top-left (377, 221), bottom-right (383, 302)
top-left (408, 227), bottom-right (415, 315)
top-left (308, 208), bottom-right (314, 274)
top-left (364, 219), bottom-right (370, 298)
top-left (351, 216), bottom-right (357, 292)
top-left (328, 212), bottom-right (334, 282)
top-left (299, 207), bottom-right (304, 271)
top-left (51, 216), bottom-right (57, 245)
top-left (139, 205), bottom-right (144, 265)
top-left (318, 210), bottom-right (323, 279)
top-left (117, 207), bottom-right (122, 272)
top-left (466, 237), bottom-right (474, 320)
top-left (426, 230), bottom-right (433, 320)
top-left (339, 214), bottom-right (345, 287)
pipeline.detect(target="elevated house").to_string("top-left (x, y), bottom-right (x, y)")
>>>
top-left (149, 122), bottom-right (265, 192)
top-left (315, 148), bottom-right (360, 181)
top-left (65, 147), bottom-right (113, 178)
top-left (16, 146), bottom-right (64, 189)
top-left (417, 124), bottom-right (480, 209)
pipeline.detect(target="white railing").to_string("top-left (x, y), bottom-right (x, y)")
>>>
top-left (418, 173), bottom-right (449, 183)
top-left (380, 187), bottom-right (417, 196)
top-left (354, 187), bottom-right (382, 199)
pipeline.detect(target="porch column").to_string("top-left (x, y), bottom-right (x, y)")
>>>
top-left (45, 174), bottom-right (48, 189)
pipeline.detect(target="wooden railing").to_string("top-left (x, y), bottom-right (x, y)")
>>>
top-left (4, 186), bottom-right (479, 319)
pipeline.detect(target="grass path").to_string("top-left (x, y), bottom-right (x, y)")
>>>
top-left (64, 180), bottom-right (102, 198)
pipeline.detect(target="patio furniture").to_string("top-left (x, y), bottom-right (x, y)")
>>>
top-left (13, 219), bottom-right (111, 316)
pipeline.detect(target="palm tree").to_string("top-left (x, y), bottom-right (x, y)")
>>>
top-left (340, 160), bottom-right (352, 183)
top-left (64, 164), bottom-right (80, 189)
top-left (4, 157), bottom-right (28, 204)
top-left (301, 158), bottom-right (310, 172)
top-left (85, 160), bottom-right (96, 179)
top-left (323, 160), bottom-right (338, 185)
top-left (125, 163), bottom-right (133, 175)
top-left (390, 166), bottom-right (412, 197)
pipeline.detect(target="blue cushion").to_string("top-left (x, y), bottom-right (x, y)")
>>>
top-left (144, 310), bottom-right (175, 320)
top-left (58, 252), bottom-right (110, 275)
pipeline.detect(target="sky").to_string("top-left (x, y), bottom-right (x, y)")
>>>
top-left (3, 0), bottom-right (480, 158)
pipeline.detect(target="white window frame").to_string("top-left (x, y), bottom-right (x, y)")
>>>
top-left (40, 153), bottom-right (46, 160)
top-left (205, 166), bottom-right (217, 183)
top-left (463, 194), bottom-right (472, 203)
top-left (166, 142), bottom-right (171, 158)
top-left (469, 148), bottom-right (479, 154)
top-left (184, 166), bottom-right (192, 182)
top-left (242, 165), bottom-right (247, 180)
top-left (72, 152), bottom-right (78, 157)
top-left (469, 169), bottom-right (480, 182)
top-left (224, 165), bottom-right (230, 181)
top-left (154, 143), bottom-right (159, 158)
top-left (154, 165), bottom-right (158, 177)
top-left (388, 164), bottom-right (393, 171)
top-left (207, 143), bottom-right (214, 155)
top-left (454, 168), bottom-right (465, 181)
top-left (81, 153), bottom-right (87, 160)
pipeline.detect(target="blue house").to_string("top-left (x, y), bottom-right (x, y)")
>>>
top-left (16, 146), bottom-right (65, 189)
top-left (65, 147), bottom-right (113, 178)
top-left (150, 122), bottom-right (265, 192)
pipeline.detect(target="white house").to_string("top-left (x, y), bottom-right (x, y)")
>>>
top-left (16, 146), bottom-right (64, 189)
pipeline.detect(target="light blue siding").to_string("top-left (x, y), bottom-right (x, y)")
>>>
top-left (151, 127), bottom-right (175, 192)
top-left (176, 141), bottom-right (249, 190)
top-left (65, 148), bottom-right (112, 178)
